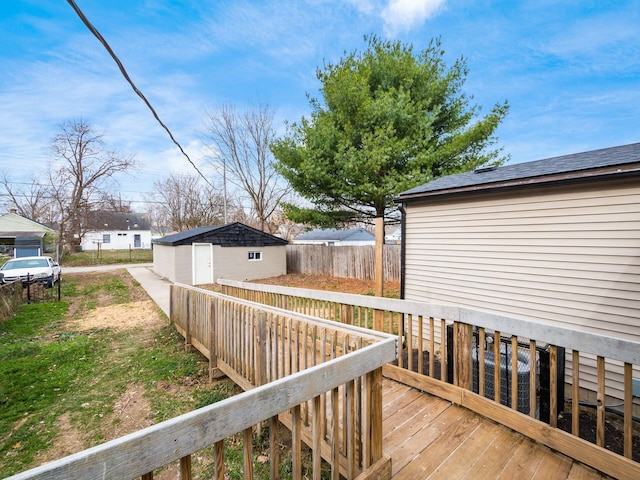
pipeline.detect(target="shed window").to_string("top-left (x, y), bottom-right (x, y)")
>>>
top-left (103, 234), bottom-right (111, 244)
top-left (248, 251), bottom-right (262, 261)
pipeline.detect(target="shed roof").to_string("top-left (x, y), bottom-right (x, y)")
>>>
top-left (397, 142), bottom-right (640, 202)
top-left (294, 228), bottom-right (375, 242)
top-left (152, 222), bottom-right (288, 247)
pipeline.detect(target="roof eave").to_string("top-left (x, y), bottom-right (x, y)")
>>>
top-left (396, 163), bottom-right (640, 203)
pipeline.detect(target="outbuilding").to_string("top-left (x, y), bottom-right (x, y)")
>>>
top-left (152, 222), bottom-right (288, 285)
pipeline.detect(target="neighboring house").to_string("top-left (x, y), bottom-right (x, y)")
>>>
top-left (385, 227), bottom-right (402, 244)
top-left (292, 228), bottom-right (375, 246)
top-left (81, 212), bottom-right (151, 251)
top-left (396, 142), bottom-right (640, 402)
top-left (0, 210), bottom-right (55, 257)
top-left (152, 222), bottom-right (288, 285)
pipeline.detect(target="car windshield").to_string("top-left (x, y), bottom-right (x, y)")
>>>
top-left (1, 259), bottom-right (48, 270)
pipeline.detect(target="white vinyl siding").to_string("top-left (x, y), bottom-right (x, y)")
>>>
top-left (403, 178), bottom-right (640, 401)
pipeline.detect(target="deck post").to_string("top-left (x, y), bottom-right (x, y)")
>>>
top-left (367, 367), bottom-right (383, 464)
top-left (455, 321), bottom-right (473, 389)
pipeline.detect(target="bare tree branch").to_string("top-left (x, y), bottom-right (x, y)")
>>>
top-left (202, 104), bottom-right (291, 233)
top-left (49, 119), bottom-right (137, 253)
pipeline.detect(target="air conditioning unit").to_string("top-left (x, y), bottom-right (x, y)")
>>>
top-left (472, 344), bottom-right (531, 414)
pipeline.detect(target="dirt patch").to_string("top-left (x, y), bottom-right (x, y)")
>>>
top-left (35, 414), bottom-right (85, 466)
top-left (67, 299), bottom-right (163, 332)
top-left (228, 273), bottom-right (401, 297)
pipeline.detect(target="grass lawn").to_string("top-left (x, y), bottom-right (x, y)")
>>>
top-left (60, 248), bottom-right (153, 267)
top-left (0, 271), bottom-right (240, 478)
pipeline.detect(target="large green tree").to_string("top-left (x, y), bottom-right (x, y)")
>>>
top-left (271, 36), bottom-right (509, 226)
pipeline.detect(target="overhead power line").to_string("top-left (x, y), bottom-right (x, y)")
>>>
top-left (65, 0), bottom-right (212, 186)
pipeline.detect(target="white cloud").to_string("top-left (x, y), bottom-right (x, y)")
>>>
top-left (346, 0), bottom-right (376, 15)
top-left (381, 0), bottom-right (446, 36)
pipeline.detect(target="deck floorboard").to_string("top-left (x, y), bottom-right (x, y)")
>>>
top-left (382, 378), bottom-right (613, 480)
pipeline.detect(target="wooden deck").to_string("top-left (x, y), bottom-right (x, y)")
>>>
top-left (382, 378), bottom-right (611, 480)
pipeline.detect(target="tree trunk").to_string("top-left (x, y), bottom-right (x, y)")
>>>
top-left (375, 217), bottom-right (384, 297)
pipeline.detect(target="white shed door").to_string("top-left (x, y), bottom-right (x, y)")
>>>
top-left (192, 243), bottom-right (213, 285)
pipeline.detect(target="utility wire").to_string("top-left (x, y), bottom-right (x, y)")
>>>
top-left (65, 0), bottom-right (212, 187)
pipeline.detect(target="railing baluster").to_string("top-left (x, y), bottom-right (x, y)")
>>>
top-left (292, 405), bottom-right (302, 480)
top-left (429, 317), bottom-right (435, 379)
top-left (624, 362), bottom-right (633, 459)
top-left (529, 339), bottom-right (536, 418)
top-left (269, 415), bottom-right (279, 479)
top-left (452, 321), bottom-right (459, 386)
top-left (313, 395), bottom-right (322, 478)
top-left (511, 335), bottom-right (518, 410)
top-left (572, 350), bottom-right (580, 435)
top-left (342, 334), bottom-right (349, 456)
top-left (550, 345), bottom-right (558, 428)
top-left (479, 328), bottom-right (485, 397)
top-left (180, 455), bottom-right (191, 480)
top-left (214, 439), bottom-right (224, 480)
top-left (493, 330), bottom-right (501, 404)
top-left (597, 355), bottom-right (605, 447)
top-left (243, 427), bottom-right (253, 480)
top-left (417, 315), bottom-right (424, 375)
top-left (441, 319), bottom-right (447, 381)
top-left (346, 378), bottom-right (356, 479)
top-left (397, 312), bottom-right (404, 369)
top-left (407, 314), bottom-right (413, 372)
top-left (331, 385), bottom-right (340, 480)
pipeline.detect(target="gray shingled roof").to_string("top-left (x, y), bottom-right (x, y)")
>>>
top-left (87, 211), bottom-right (150, 231)
top-left (398, 142), bottom-right (640, 199)
top-left (153, 222), bottom-right (288, 247)
top-left (294, 228), bottom-right (375, 242)
top-left (156, 226), bottom-right (222, 244)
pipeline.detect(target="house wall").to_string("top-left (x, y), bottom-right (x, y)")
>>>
top-left (153, 245), bottom-right (192, 284)
top-left (403, 177), bottom-right (640, 400)
top-left (82, 230), bottom-right (152, 250)
top-left (212, 245), bottom-right (286, 282)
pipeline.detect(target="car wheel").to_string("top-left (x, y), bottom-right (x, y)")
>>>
top-left (46, 276), bottom-right (54, 288)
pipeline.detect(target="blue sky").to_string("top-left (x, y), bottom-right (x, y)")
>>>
top-left (1, 1), bottom-right (639, 207)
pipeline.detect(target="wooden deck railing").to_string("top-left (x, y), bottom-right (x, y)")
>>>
top-left (8, 285), bottom-right (397, 480)
top-left (219, 279), bottom-right (640, 480)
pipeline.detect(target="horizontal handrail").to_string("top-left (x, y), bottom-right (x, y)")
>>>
top-left (218, 279), bottom-right (640, 365)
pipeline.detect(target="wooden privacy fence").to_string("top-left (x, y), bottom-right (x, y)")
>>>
top-left (9, 285), bottom-right (397, 480)
top-left (219, 278), bottom-right (640, 480)
top-left (286, 244), bottom-right (401, 282)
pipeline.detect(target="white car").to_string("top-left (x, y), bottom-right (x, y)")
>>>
top-left (0, 256), bottom-right (61, 288)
